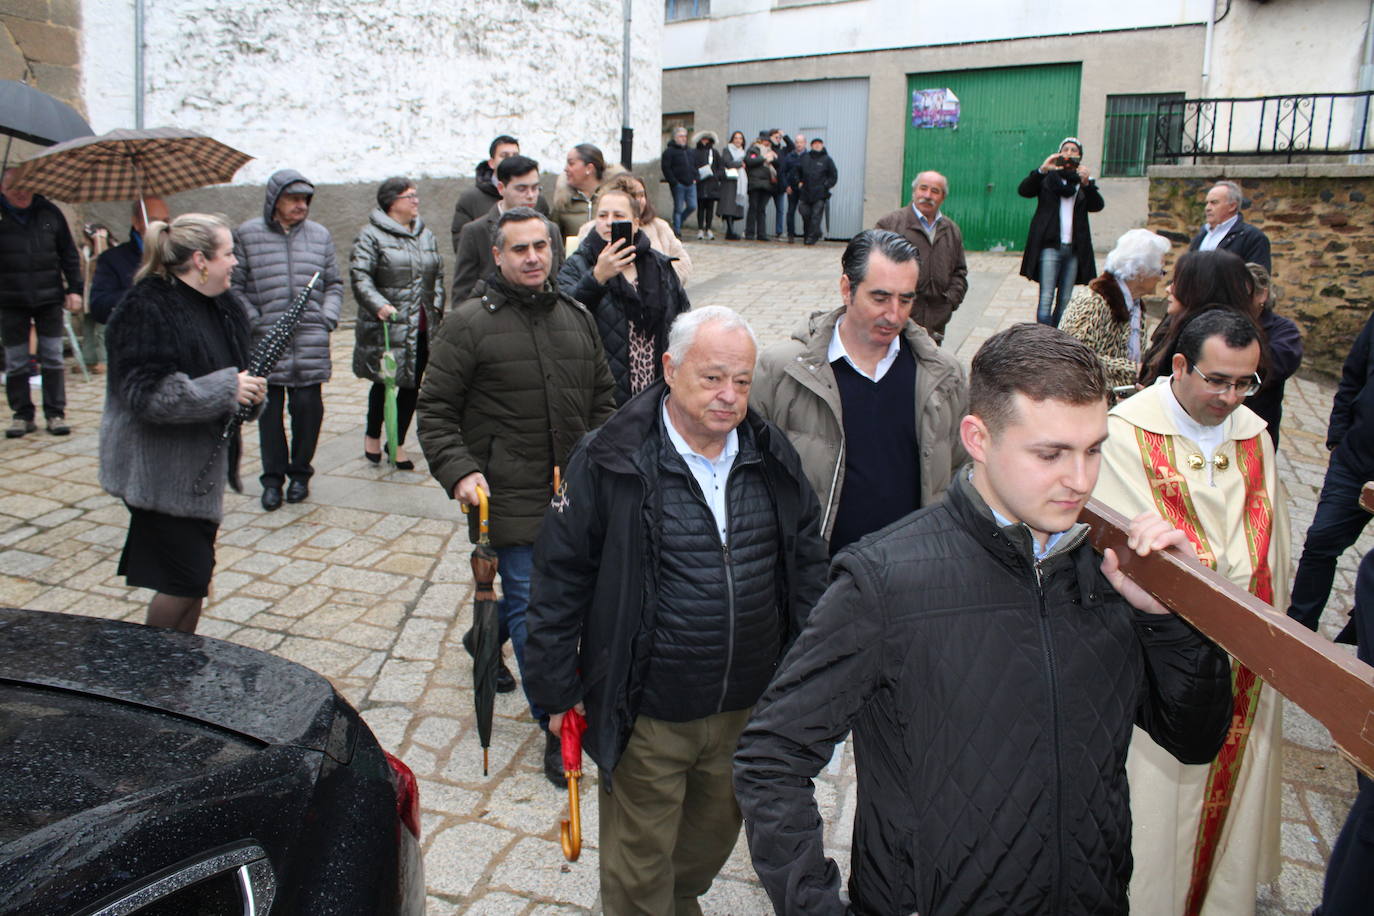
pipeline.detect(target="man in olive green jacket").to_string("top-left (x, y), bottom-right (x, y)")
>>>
top-left (418, 207), bottom-right (616, 783)
top-left (752, 230), bottom-right (967, 552)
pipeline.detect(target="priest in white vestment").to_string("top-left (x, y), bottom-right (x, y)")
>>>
top-left (1095, 308), bottom-right (1291, 916)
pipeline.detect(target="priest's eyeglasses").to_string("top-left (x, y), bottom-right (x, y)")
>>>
top-left (1190, 364), bottom-right (1261, 397)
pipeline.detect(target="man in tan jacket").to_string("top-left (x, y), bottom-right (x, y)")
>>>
top-left (752, 229), bottom-right (967, 552)
top-left (874, 170), bottom-right (968, 343)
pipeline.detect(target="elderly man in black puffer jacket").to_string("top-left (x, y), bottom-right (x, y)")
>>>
top-left (735, 323), bottom-right (1232, 916)
top-left (0, 169), bottom-right (83, 438)
top-left (525, 305), bottom-right (830, 915)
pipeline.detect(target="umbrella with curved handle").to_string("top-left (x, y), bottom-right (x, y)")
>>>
top-left (461, 486), bottom-right (499, 776)
top-left (558, 707), bottom-right (587, 862)
top-left (380, 317), bottom-right (399, 465)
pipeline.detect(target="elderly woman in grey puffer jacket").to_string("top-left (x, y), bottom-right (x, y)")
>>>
top-left (231, 168), bottom-right (344, 511)
top-left (351, 176), bottom-right (445, 470)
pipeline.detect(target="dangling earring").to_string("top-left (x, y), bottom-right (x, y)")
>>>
top-left (199, 266), bottom-right (209, 285)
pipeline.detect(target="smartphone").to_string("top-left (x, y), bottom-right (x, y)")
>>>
top-left (611, 220), bottom-right (633, 249)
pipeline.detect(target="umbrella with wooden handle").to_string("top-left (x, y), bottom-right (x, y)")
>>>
top-left (559, 707), bottom-right (587, 862)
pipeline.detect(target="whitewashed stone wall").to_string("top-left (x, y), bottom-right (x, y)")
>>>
top-left (82, 0), bottom-right (664, 184)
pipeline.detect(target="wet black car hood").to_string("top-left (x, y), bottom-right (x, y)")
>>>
top-left (0, 607), bottom-right (337, 751)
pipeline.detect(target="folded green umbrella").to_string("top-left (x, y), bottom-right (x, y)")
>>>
top-left (380, 317), bottom-right (399, 465)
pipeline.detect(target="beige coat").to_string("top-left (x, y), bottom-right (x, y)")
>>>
top-left (1094, 381), bottom-right (1290, 916)
top-left (751, 306), bottom-right (968, 540)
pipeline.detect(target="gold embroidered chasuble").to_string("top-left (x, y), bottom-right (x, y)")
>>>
top-left (1094, 383), bottom-right (1292, 916)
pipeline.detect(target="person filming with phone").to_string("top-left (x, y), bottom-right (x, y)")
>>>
top-left (1018, 137), bottom-right (1104, 327)
top-left (559, 184), bottom-right (692, 404)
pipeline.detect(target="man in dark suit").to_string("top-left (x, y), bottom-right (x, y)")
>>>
top-left (1187, 180), bottom-right (1271, 271)
top-left (874, 170), bottom-right (968, 342)
top-left (89, 198), bottom-right (170, 324)
top-left (452, 156), bottom-right (564, 302)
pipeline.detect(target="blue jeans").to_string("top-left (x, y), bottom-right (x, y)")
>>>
top-left (496, 544), bottom-right (544, 722)
top-left (670, 183), bottom-right (697, 234)
top-left (772, 188), bottom-right (786, 236)
top-left (1037, 244), bottom-right (1078, 326)
top-left (1288, 454), bottom-right (1370, 631)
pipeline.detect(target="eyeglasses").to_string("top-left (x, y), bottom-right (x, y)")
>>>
top-left (396, 192), bottom-right (419, 201)
top-left (1189, 364), bottom-right (1261, 397)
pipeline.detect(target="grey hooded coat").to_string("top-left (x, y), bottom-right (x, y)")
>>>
top-left (230, 169), bottom-right (345, 387)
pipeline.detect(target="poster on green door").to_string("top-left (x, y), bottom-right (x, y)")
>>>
top-left (911, 88), bottom-right (960, 129)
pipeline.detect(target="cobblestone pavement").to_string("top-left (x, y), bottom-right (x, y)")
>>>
top-left (0, 239), bottom-right (1366, 914)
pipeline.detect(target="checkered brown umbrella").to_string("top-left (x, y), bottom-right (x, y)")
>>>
top-left (6, 127), bottom-right (251, 202)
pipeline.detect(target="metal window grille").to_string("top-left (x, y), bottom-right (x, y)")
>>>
top-left (1103, 93), bottom-right (1185, 177)
top-left (666, 0), bottom-right (710, 21)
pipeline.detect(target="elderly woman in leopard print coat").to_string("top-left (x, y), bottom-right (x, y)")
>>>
top-left (1058, 228), bottom-right (1172, 390)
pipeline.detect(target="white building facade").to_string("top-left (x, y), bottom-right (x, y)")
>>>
top-left (662, 0), bottom-right (1372, 246)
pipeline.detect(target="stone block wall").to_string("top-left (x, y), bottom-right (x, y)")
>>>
top-left (1, 0), bottom-right (82, 120)
top-left (1148, 164), bottom-right (1374, 381)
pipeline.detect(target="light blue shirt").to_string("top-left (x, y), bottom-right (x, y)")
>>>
top-left (1114, 274), bottom-right (1142, 361)
top-left (989, 505), bottom-right (1067, 561)
top-left (1198, 214), bottom-right (1239, 251)
top-left (827, 315), bottom-right (901, 383)
top-left (662, 397), bottom-right (739, 542)
top-left (912, 204), bottom-right (943, 236)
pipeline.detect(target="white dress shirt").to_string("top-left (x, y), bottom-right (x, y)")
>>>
top-left (1198, 214), bottom-right (1239, 252)
top-left (828, 315), bottom-right (901, 383)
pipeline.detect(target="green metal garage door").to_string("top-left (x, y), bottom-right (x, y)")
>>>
top-left (902, 64), bottom-right (1081, 251)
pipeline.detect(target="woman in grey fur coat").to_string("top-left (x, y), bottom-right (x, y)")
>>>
top-left (100, 214), bottom-right (267, 633)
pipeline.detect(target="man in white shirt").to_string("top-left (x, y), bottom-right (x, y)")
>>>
top-left (525, 306), bottom-right (829, 914)
top-left (1187, 180), bottom-right (1272, 271)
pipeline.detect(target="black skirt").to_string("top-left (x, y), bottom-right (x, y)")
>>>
top-left (118, 505), bottom-right (219, 598)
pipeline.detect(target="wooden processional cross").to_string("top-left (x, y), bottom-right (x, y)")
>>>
top-left (1081, 498), bottom-right (1374, 779)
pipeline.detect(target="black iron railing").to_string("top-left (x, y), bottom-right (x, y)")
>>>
top-left (1152, 91), bottom-right (1374, 163)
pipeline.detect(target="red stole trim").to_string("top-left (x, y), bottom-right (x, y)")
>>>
top-left (1133, 429), bottom-right (1274, 916)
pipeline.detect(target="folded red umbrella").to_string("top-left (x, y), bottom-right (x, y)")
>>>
top-left (559, 708), bottom-right (587, 861)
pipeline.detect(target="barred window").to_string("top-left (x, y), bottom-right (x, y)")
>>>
top-left (666, 0), bottom-right (710, 21)
top-left (1103, 93), bottom-right (1185, 177)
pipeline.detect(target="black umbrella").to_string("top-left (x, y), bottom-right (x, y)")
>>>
top-left (0, 80), bottom-right (92, 171)
top-left (466, 487), bottom-right (500, 776)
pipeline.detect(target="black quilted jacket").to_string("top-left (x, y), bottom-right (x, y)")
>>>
top-left (524, 380), bottom-right (830, 776)
top-left (735, 471), bottom-right (1232, 915)
top-left (558, 231), bottom-right (690, 405)
top-left (0, 195), bottom-right (81, 312)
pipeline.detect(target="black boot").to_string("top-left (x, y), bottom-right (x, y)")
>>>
top-left (462, 627), bottom-right (516, 693)
top-left (544, 730), bottom-right (568, 789)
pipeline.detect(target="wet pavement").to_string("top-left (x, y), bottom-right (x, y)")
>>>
top-left (0, 239), bottom-right (1364, 914)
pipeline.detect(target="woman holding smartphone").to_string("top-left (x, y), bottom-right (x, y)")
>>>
top-left (557, 184), bottom-right (691, 404)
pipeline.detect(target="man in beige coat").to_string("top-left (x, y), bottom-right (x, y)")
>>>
top-left (874, 170), bottom-right (968, 343)
top-left (1094, 308), bottom-right (1289, 916)
top-left (752, 229), bottom-right (967, 552)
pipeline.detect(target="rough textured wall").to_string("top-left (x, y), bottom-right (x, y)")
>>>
top-left (2, 0), bottom-right (83, 166)
top-left (83, 0), bottom-right (663, 185)
top-left (1148, 165), bottom-right (1374, 380)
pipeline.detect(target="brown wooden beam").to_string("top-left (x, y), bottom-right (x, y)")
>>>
top-left (1080, 498), bottom-right (1374, 778)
